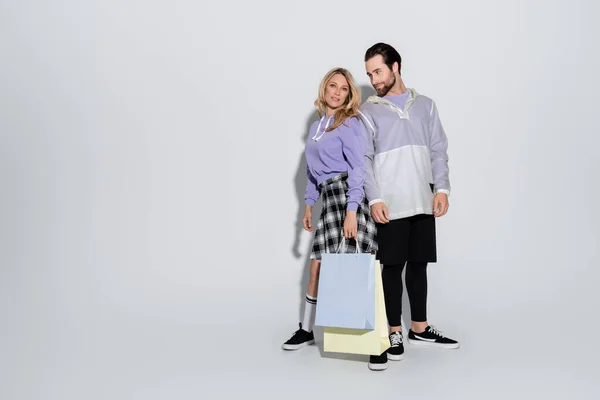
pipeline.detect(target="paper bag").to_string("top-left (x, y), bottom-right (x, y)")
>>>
top-left (322, 259), bottom-right (390, 355)
top-left (314, 253), bottom-right (376, 330)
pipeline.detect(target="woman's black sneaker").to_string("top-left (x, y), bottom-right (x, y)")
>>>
top-left (282, 323), bottom-right (315, 350)
top-left (368, 352), bottom-right (388, 371)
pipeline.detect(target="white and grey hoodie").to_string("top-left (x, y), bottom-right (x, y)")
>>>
top-left (358, 88), bottom-right (450, 220)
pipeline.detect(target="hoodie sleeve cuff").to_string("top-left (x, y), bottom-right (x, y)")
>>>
top-left (346, 202), bottom-right (359, 211)
top-left (368, 198), bottom-right (384, 207)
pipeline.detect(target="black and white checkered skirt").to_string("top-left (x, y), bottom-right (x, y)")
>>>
top-left (310, 173), bottom-right (378, 260)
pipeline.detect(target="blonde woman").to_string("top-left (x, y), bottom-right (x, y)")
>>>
top-left (282, 68), bottom-right (383, 370)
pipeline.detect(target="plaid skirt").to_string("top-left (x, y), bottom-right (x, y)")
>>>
top-left (310, 173), bottom-right (378, 260)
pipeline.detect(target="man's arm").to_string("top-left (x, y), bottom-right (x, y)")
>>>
top-left (357, 109), bottom-right (389, 223)
top-left (357, 109), bottom-right (383, 205)
top-left (429, 101), bottom-right (450, 195)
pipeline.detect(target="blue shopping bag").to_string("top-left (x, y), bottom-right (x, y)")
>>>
top-left (314, 245), bottom-right (377, 330)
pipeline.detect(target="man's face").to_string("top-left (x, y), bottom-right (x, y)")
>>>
top-left (366, 55), bottom-right (396, 96)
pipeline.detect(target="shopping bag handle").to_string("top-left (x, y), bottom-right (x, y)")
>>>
top-left (335, 236), bottom-right (362, 254)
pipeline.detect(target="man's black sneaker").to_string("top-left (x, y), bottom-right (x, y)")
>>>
top-left (282, 323), bottom-right (315, 350)
top-left (368, 352), bottom-right (388, 371)
top-left (407, 325), bottom-right (459, 349)
top-left (387, 331), bottom-right (405, 361)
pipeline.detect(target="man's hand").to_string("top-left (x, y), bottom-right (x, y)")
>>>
top-left (370, 202), bottom-right (390, 224)
top-left (433, 193), bottom-right (449, 217)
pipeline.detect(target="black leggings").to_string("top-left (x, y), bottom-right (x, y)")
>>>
top-left (382, 262), bottom-right (428, 326)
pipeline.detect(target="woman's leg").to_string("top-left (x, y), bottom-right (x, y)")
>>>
top-left (282, 259), bottom-right (321, 350)
top-left (306, 259), bottom-right (321, 297)
top-left (302, 259), bottom-right (321, 332)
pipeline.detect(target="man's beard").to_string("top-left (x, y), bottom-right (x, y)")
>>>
top-left (375, 74), bottom-right (396, 96)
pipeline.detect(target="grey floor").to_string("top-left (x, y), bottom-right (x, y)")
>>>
top-left (3, 288), bottom-right (599, 400)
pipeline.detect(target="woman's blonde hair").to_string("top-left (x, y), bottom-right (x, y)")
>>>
top-left (314, 67), bottom-right (361, 132)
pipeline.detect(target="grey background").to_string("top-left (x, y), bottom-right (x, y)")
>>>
top-left (1, 0), bottom-right (599, 399)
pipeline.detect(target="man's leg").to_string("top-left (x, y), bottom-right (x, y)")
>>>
top-left (382, 263), bottom-right (405, 332)
top-left (368, 263), bottom-right (402, 370)
top-left (405, 261), bottom-right (459, 349)
top-left (405, 261), bottom-right (428, 333)
top-left (405, 214), bottom-right (459, 349)
top-left (381, 263), bottom-right (406, 361)
top-left (369, 218), bottom-right (409, 368)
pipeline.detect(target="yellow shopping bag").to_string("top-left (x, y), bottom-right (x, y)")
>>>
top-left (323, 260), bottom-right (390, 355)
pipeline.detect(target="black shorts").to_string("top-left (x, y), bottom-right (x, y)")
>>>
top-left (375, 213), bottom-right (437, 265)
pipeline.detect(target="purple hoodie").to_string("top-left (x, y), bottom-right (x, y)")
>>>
top-left (304, 115), bottom-right (366, 211)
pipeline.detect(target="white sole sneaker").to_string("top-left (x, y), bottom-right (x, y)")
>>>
top-left (368, 362), bottom-right (388, 371)
top-left (407, 338), bottom-right (459, 349)
top-left (281, 339), bottom-right (315, 350)
top-left (387, 353), bottom-right (405, 361)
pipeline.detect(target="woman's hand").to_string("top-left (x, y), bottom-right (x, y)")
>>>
top-left (302, 206), bottom-right (314, 232)
top-left (343, 211), bottom-right (358, 239)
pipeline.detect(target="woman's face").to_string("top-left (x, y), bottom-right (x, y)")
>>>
top-left (324, 73), bottom-right (350, 111)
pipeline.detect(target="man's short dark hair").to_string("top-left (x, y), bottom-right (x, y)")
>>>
top-left (364, 42), bottom-right (402, 74)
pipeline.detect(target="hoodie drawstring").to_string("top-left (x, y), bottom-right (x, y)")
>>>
top-left (312, 116), bottom-right (332, 141)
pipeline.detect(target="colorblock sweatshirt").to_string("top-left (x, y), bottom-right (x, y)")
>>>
top-left (357, 88), bottom-right (450, 220)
